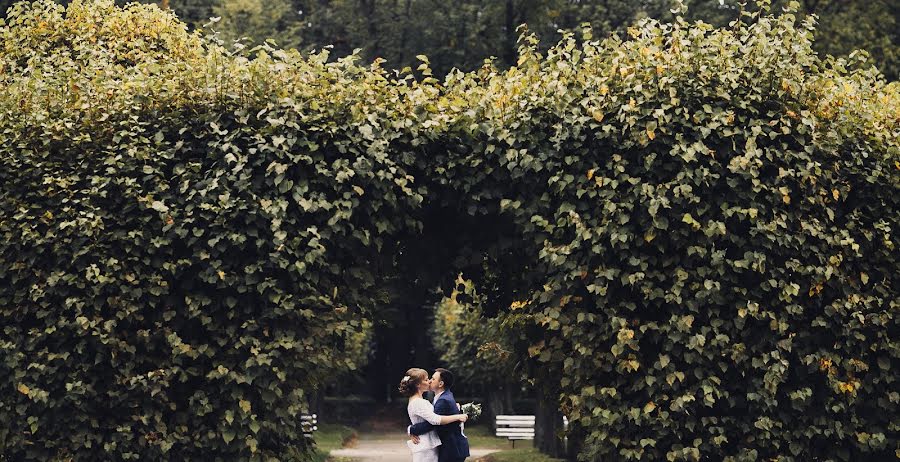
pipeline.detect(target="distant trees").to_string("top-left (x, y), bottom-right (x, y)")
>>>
top-left (1, 0), bottom-right (895, 78)
top-left (213, 0), bottom-right (300, 48)
top-left (293, 0), bottom-right (673, 76)
top-left (431, 276), bottom-right (519, 428)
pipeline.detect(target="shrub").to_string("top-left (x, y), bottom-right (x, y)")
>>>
top-left (460, 11), bottom-right (899, 462)
top-left (1, 1), bottom-right (896, 461)
top-left (0, 1), bottom-right (414, 460)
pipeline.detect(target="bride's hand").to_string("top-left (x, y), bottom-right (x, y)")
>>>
top-left (459, 414), bottom-right (468, 423)
top-left (411, 435), bottom-right (420, 445)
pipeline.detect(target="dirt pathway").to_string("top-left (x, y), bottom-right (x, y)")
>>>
top-left (330, 431), bottom-right (500, 461)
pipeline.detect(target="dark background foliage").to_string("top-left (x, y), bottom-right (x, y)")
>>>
top-left (1, 0), bottom-right (898, 79)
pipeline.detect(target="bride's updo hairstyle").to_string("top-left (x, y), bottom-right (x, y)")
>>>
top-left (398, 368), bottom-right (428, 397)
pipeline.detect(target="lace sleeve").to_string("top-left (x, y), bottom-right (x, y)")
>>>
top-left (412, 398), bottom-right (444, 425)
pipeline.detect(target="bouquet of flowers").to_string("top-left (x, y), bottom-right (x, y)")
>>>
top-left (460, 402), bottom-right (482, 422)
top-left (459, 402), bottom-right (482, 438)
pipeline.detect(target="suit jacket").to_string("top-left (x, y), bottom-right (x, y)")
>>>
top-left (409, 389), bottom-right (470, 461)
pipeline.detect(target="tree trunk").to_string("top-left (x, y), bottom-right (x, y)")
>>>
top-left (535, 392), bottom-right (566, 458)
top-left (504, 0), bottom-right (517, 68)
top-left (360, 0), bottom-right (381, 58)
top-left (309, 389), bottom-right (324, 418)
top-left (394, 0), bottom-right (413, 66)
top-left (566, 422), bottom-right (585, 461)
top-left (486, 386), bottom-right (514, 431)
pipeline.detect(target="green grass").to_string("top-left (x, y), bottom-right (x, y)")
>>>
top-left (461, 423), bottom-right (511, 449)
top-left (476, 448), bottom-right (566, 462)
top-left (309, 423), bottom-right (358, 462)
top-left (461, 426), bottom-right (567, 462)
top-left (314, 423), bottom-right (358, 452)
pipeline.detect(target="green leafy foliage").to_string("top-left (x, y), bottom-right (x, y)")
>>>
top-left (694, 0), bottom-right (900, 80)
top-left (0, 1), bottom-right (413, 459)
top-left (468, 11), bottom-right (899, 462)
top-left (431, 276), bottom-right (517, 391)
top-left (1, 1), bottom-right (897, 461)
top-left (212, 0), bottom-right (302, 49)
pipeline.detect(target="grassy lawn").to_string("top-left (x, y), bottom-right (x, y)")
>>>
top-left (461, 423), bottom-right (511, 449)
top-left (464, 425), bottom-right (566, 462)
top-left (310, 423), bottom-right (358, 462)
top-left (475, 448), bottom-right (566, 462)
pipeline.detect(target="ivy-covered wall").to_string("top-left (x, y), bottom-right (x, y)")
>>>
top-left (1, 1), bottom-right (897, 461)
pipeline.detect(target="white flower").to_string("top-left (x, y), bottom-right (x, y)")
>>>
top-left (460, 402), bottom-right (482, 421)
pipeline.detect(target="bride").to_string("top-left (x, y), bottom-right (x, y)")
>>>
top-left (399, 368), bottom-right (468, 462)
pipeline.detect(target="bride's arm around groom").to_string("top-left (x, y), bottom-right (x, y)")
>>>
top-left (409, 368), bottom-right (471, 462)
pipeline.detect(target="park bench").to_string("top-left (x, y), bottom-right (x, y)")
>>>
top-left (301, 413), bottom-right (318, 438)
top-left (495, 415), bottom-right (569, 448)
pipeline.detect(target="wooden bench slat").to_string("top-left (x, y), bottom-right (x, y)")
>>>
top-left (496, 414), bottom-right (536, 444)
top-left (301, 413), bottom-right (317, 436)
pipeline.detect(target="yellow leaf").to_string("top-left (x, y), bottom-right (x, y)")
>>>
top-left (509, 300), bottom-right (528, 310)
top-left (656, 65), bottom-right (664, 75)
top-left (17, 383), bottom-right (30, 396)
top-left (643, 401), bottom-right (656, 414)
top-left (832, 189), bottom-right (840, 200)
top-left (217, 270), bottom-right (225, 280)
top-left (599, 85), bottom-right (609, 96)
top-left (644, 229), bottom-right (656, 243)
top-left (682, 213), bottom-right (701, 230)
top-left (587, 169), bottom-right (595, 180)
top-left (353, 185), bottom-right (364, 196)
top-left (860, 272), bottom-right (869, 285)
top-left (647, 128), bottom-right (656, 140)
top-left (239, 399), bottom-right (252, 413)
top-left (623, 359), bottom-right (640, 372)
top-left (592, 110), bottom-right (604, 123)
top-left (809, 282), bottom-right (823, 296)
top-left (779, 186), bottom-right (791, 205)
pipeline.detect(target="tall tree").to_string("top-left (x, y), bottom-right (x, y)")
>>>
top-left (213, 0), bottom-right (300, 48)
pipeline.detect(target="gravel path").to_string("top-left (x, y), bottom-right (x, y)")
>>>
top-left (330, 431), bottom-right (500, 462)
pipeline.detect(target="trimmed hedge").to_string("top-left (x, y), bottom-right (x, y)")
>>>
top-left (1, 1), bottom-right (897, 461)
top-left (478, 14), bottom-right (900, 462)
top-left (0, 1), bottom-right (405, 460)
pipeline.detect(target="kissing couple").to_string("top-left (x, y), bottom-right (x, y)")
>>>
top-left (398, 367), bottom-right (470, 462)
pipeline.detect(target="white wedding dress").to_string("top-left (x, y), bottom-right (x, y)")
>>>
top-left (406, 397), bottom-right (443, 462)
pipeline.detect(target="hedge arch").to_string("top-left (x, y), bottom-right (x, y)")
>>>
top-left (1, 1), bottom-right (897, 461)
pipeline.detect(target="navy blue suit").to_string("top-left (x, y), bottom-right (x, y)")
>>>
top-left (409, 390), bottom-right (470, 462)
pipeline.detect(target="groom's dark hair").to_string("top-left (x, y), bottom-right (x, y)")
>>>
top-left (435, 368), bottom-right (454, 390)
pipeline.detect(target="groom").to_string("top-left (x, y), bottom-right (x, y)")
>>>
top-left (408, 368), bottom-right (470, 462)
